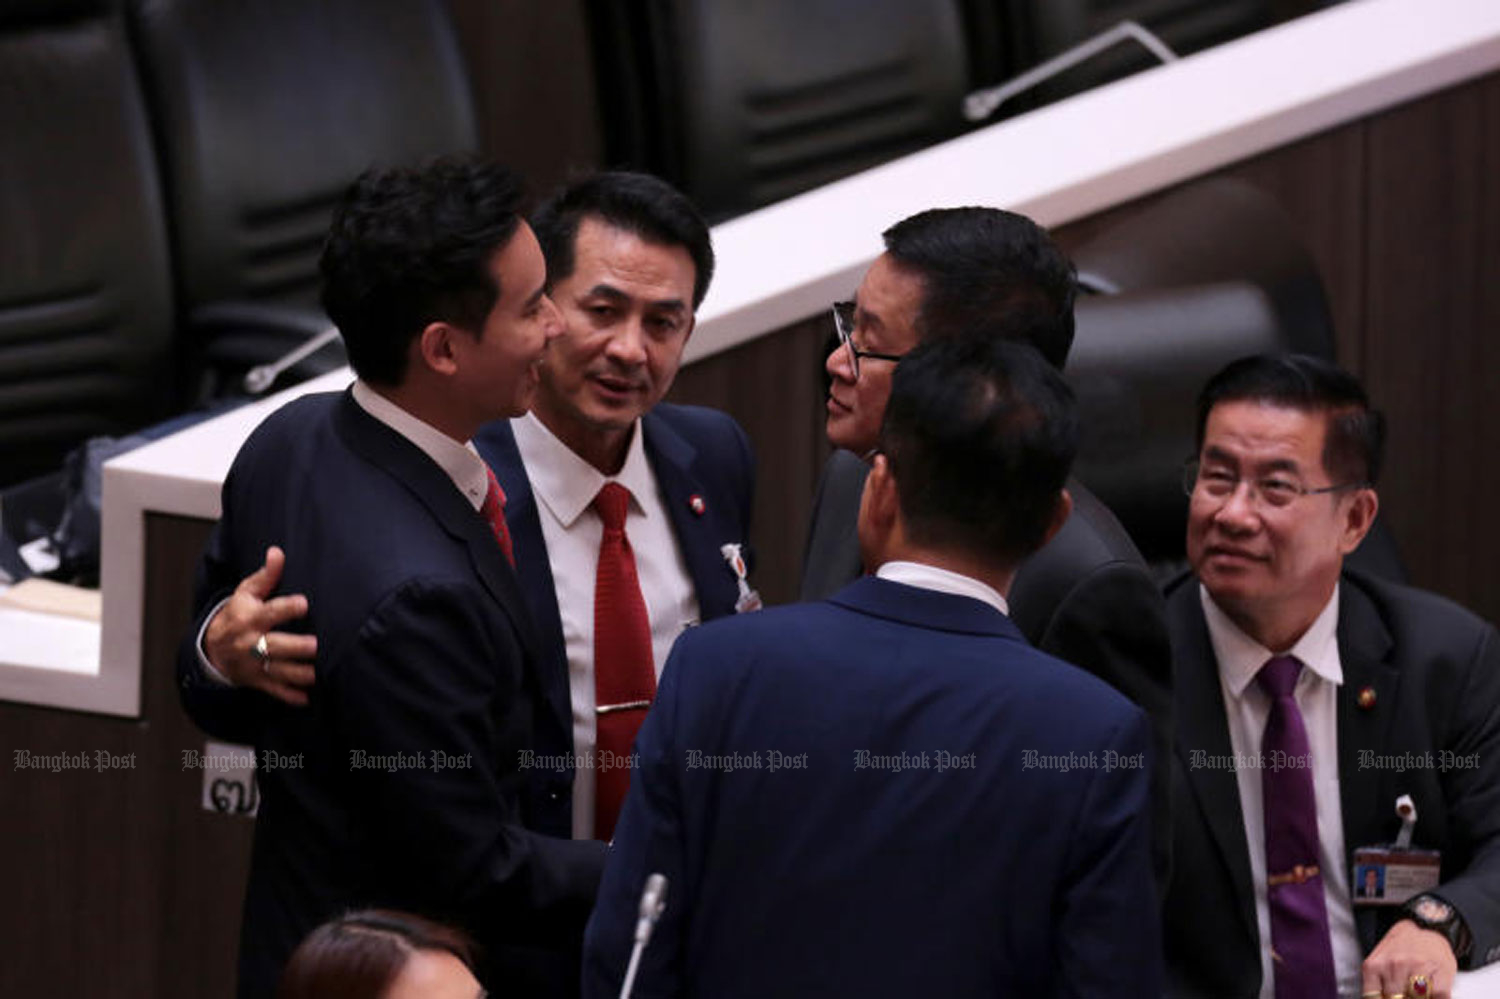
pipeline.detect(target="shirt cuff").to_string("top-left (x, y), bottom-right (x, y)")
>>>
top-left (196, 598), bottom-right (234, 685)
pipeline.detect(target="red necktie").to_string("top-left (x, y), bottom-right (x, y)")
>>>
top-left (592, 481), bottom-right (655, 840)
top-left (480, 466), bottom-right (515, 567)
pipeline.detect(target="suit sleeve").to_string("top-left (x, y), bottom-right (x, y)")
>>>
top-left (175, 476), bottom-right (272, 746)
top-left (1430, 622), bottom-right (1500, 968)
top-left (582, 637), bottom-right (690, 999)
top-left (1056, 708), bottom-right (1163, 998)
top-left (334, 577), bottom-right (605, 949)
top-left (1038, 561), bottom-right (1174, 899)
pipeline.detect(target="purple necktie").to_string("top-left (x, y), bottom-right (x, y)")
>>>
top-left (1258, 655), bottom-right (1337, 999)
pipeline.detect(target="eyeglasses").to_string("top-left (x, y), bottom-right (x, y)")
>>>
top-left (1181, 458), bottom-right (1366, 509)
top-left (832, 301), bottom-right (905, 380)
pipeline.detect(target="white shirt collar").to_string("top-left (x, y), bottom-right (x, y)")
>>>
top-left (1200, 582), bottom-right (1343, 698)
top-left (875, 560), bottom-right (1010, 616)
top-left (512, 411), bottom-right (656, 526)
top-left (350, 380), bottom-right (490, 511)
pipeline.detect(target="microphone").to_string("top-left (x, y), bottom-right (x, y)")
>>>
top-left (242, 325), bottom-right (343, 395)
top-left (618, 873), bottom-right (669, 999)
top-left (962, 20), bottom-right (1178, 123)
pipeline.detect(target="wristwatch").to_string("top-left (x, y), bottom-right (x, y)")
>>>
top-left (1401, 893), bottom-right (1473, 965)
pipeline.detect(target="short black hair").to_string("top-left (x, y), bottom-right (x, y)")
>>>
top-left (1196, 353), bottom-right (1385, 486)
top-left (881, 207), bottom-right (1076, 369)
top-left (881, 336), bottom-right (1077, 563)
top-left (319, 158), bottom-right (524, 386)
top-left (530, 170), bottom-right (715, 308)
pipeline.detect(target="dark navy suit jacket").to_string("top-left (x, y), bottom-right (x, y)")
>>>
top-left (1162, 570), bottom-right (1500, 997)
top-left (801, 448), bottom-right (1174, 890)
top-left (472, 402), bottom-right (756, 836)
top-left (582, 576), bottom-right (1161, 999)
top-left (176, 391), bottom-right (605, 998)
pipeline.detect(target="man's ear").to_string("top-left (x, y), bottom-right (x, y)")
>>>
top-left (857, 453), bottom-right (899, 565)
top-left (1338, 487), bottom-right (1379, 555)
top-left (1037, 488), bottom-right (1074, 550)
top-left (416, 321), bottom-right (460, 377)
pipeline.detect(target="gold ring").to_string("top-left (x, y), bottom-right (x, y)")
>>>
top-left (253, 634), bottom-right (270, 673)
top-left (1411, 974), bottom-right (1431, 997)
top-left (1388, 993), bottom-right (1407, 999)
top-left (1362, 993), bottom-right (1382, 998)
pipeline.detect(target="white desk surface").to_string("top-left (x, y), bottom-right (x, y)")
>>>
top-left (6, 0), bottom-right (1499, 722)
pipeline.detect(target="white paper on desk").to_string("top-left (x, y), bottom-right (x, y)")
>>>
top-left (0, 604), bottom-right (101, 675)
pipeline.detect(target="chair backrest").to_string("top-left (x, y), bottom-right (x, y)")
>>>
top-left (1071, 177), bottom-right (1336, 357)
top-left (1065, 282), bottom-right (1287, 575)
top-left (587, 0), bottom-right (970, 221)
top-left (127, 0), bottom-right (479, 313)
top-left (0, 0), bottom-right (175, 486)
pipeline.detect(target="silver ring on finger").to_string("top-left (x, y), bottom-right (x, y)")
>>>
top-left (253, 634), bottom-right (271, 675)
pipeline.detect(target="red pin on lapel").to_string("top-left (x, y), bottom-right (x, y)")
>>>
top-left (1357, 686), bottom-right (1377, 710)
top-left (688, 494), bottom-right (706, 516)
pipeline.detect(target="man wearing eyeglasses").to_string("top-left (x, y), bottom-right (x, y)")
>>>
top-left (1162, 353), bottom-right (1500, 999)
top-left (801, 206), bottom-right (1175, 894)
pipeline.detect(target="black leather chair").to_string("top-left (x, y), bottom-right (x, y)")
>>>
top-left (1067, 284), bottom-right (1406, 584)
top-left (126, 0), bottom-right (479, 398)
top-left (0, 0), bottom-right (176, 487)
top-left (585, 0), bottom-right (970, 221)
top-left (1071, 177), bottom-right (1337, 358)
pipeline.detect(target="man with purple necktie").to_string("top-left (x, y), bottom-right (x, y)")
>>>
top-left (1160, 355), bottom-right (1500, 999)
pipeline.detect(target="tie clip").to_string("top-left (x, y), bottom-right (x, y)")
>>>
top-left (596, 699), bottom-right (651, 716)
top-left (1267, 863), bottom-right (1320, 887)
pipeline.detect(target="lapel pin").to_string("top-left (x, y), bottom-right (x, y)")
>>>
top-left (689, 494), bottom-right (706, 516)
top-left (719, 543), bottom-right (762, 613)
top-left (1357, 686), bottom-right (1377, 710)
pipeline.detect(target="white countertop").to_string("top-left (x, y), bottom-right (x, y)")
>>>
top-left (5, 0), bottom-right (1498, 719)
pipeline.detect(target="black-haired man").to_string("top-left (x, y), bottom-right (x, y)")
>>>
top-left (195, 171), bottom-right (756, 846)
top-left (585, 337), bottom-right (1159, 999)
top-left (177, 160), bottom-right (604, 997)
top-left (1164, 354), bottom-right (1500, 999)
top-left (801, 206), bottom-right (1174, 889)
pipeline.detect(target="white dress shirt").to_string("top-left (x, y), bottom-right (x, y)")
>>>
top-left (512, 412), bottom-right (699, 839)
top-left (875, 561), bottom-right (1010, 616)
top-left (1201, 584), bottom-right (1361, 999)
top-left (198, 381), bottom-right (490, 681)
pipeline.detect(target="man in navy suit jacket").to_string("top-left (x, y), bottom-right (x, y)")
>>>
top-left (178, 161), bottom-right (604, 997)
top-left (583, 337), bottom-right (1159, 999)
top-left (192, 172), bottom-right (754, 843)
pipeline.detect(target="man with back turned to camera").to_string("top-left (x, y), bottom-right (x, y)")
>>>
top-left (584, 335), bottom-right (1160, 999)
top-left (1162, 353), bottom-right (1500, 999)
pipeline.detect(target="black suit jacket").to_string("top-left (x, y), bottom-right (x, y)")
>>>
top-left (177, 391), bottom-right (605, 998)
top-left (1162, 570), bottom-right (1500, 998)
top-left (799, 448), bottom-right (1175, 890)
top-left (583, 577), bottom-right (1160, 998)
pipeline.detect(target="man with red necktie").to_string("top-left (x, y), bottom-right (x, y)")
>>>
top-left (189, 171), bottom-right (756, 850)
top-left (1162, 354), bottom-right (1500, 999)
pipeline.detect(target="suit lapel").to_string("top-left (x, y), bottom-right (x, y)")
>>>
top-left (642, 410), bottom-right (742, 621)
top-left (333, 394), bottom-right (540, 660)
top-left (1335, 579), bottom-right (1400, 950)
top-left (472, 419), bottom-right (574, 738)
top-left (1168, 584), bottom-right (1260, 944)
